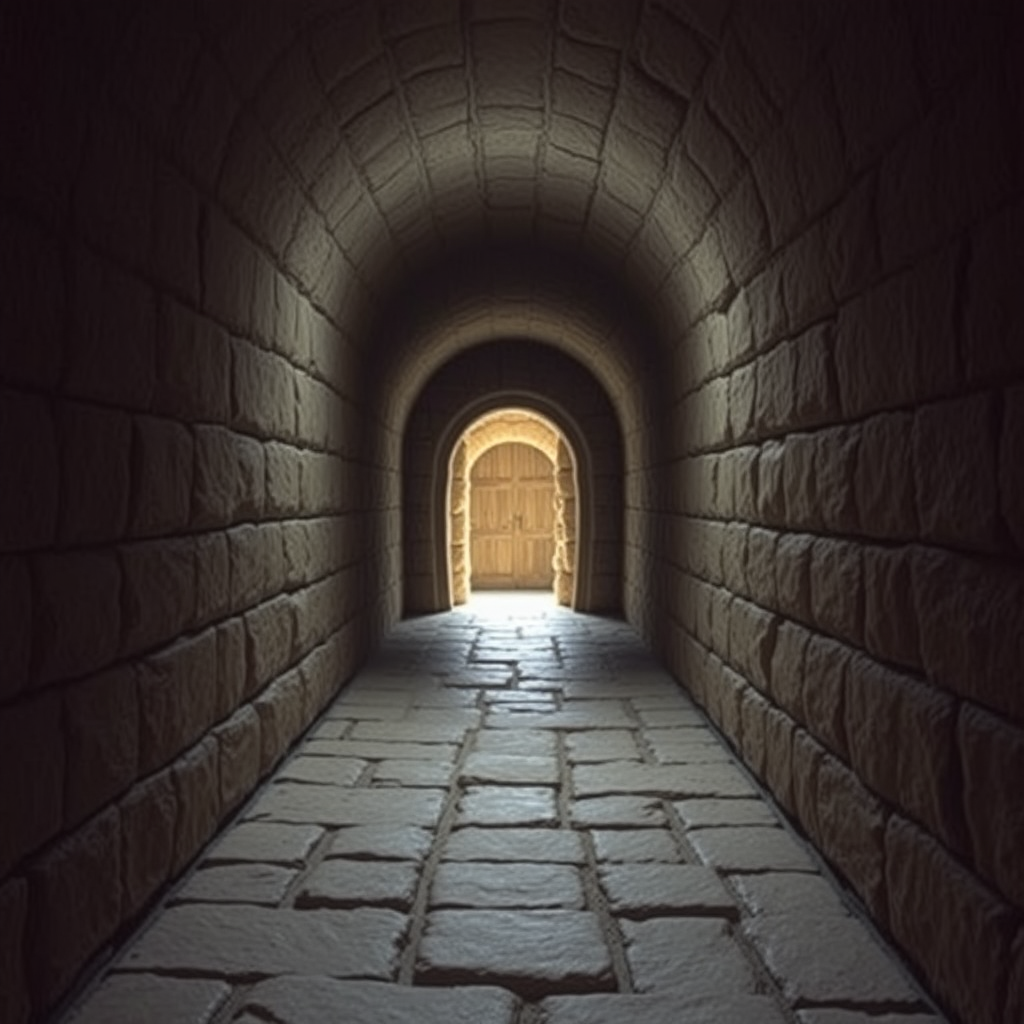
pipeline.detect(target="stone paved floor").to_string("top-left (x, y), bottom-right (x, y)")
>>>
top-left (62, 594), bottom-right (947, 1024)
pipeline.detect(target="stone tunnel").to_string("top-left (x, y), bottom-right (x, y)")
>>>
top-left (0, 2), bottom-right (1022, 1023)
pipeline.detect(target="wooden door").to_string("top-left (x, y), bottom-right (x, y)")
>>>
top-left (470, 443), bottom-right (555, 589)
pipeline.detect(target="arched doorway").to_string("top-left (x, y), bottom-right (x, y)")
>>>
top-left (448, 409), bottom-right (578, 606)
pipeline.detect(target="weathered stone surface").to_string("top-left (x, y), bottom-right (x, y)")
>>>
top-left (573, 761), bottom-right (755, 799)
top-left (171, 737), bottom-right (221, 874)
top-left (119, 537), bottom-right (196, 657)
top-left (255, 670), bottom-right (306, 772)
top-left (487, 704), bottom-right (635, 730)
top-left (373, 759), bottom-right (454, 787)
top-left (120, 905), bottom-right (407, 980)
top-left (674, 798), bottom-right (777, 829)
top-left (247, 784), bottom-right (445, 828)
top-left (173, 863), bottom-right (296, 907)
top-left (644, 730), bottom-right (729, 765)
top-left (130, 415), bottom-right (194, 537)
top-left (572, 797), bottom-right (667, 828)
top-left (120, 770), bottom-right (177, 919)
top-left (863, 544), bottom-right (920, 670)
top-left (443, 828), bottom-right (584, 864)
top-left (801, 634), bottom-right (850, 760)
top-left (622, 917), bottom-right (757, 995)
top-left (688, 826), bottom-right (816, 873)
top-left (797, 1012), bottom-right (942, 1024)
top-left (599, 863), bottom-right (736, 918)
top-left (734, 871), bottom-right (848, 920)
top-left (0, 389), bottom-right (58, 551)
top-left (238, 976), bottom-right (521, 1024)
top-left (416, 910), bottom-right (614, 997)
top-left (66, 974), bottom-right (231, 1024)
top-left (27, 807), bottom-right (122, 1007)
top-left (0, 556), bottom-right (32, 700)
top-left (457, 786), bottom-right (558, 827)
top-left (216, 705), bottom-right (262, 815)
top-left (539, 992), bottom-right (788, 1024)
top-left (431, 861), bottom-right (584, 909)
top-left (327, 826), bottom-right (433, 864)
top-left (745, 910), bottom-right (922, 1007)
top-left (278, 754), bottom-right (366, 787)
top-left (591, 830), bottom-right (680, 863)
top-left (474, 729), bottom-right (558, 756)
top-left (204, 822), bottom-right (324, 867)
top-left (461, 753), bottom-right (559, 785)
top-left (809, 538), bottom-right (863, 646)
top-left (326, 740), bottom-right (459, 761)
top-left (298, 860), bottom-right (420, 911)
top-left (855, 411), bottom-right (918, 540)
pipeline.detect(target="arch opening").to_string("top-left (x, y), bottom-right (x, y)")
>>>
top-left (448, 408), bottom-right (579, 608)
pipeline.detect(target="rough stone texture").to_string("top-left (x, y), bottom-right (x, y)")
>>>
top-left (797, 1013), bottom-right (942, 1024)
top-left (674, 799), bottom-right (777, 829)
top-left (298, 860), bottom-right (420, 911)
top-left (622, 918), bottom-right (757, 995)
top-left (65, 975), bottom-right (231, 1024)
top-left (120, 904), bottom-right (407, 980)
top-left (238, 976), bottom-right (521, 1024)
top-left (173, 863), bottom-right (296, 906)
top-left (247, 784), bottom-right (445, 827)
top-left (688, 826), bottom-right (816, 874)
top-left (598, 863), bottom-right (737, 919)
top-left (416, 910), bottom-right (614, 997)
top-left (539, 993), bottom-right (788, 1024)
top-left (120, 770), bottom-right (178, 919)
top-left (457, 786), bottom-right (559, 827)
top-left (431, 862), bottom-right (585, 909)
top-left (443, 828), bottom-right (584, 864)
top-left (278, 755), bottom-right (367, 787)
top-left (571, 797), bottom-right (667, 829)
top-left (461, 753), bottom-right (559, 785)
top-left (591, 830), bottom-right (680, 863)
top-left (327, 826), bottom-right (433, 864)
top-left (574, 761), bottom-right (755, 799)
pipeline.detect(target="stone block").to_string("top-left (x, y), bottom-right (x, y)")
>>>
top-left (282, 520), bottom-right (313, 587)
top-left (755, 441), bottom-right (785, 526)
top-left (62, 975), bottom-right (230, 1024)
top-left (824, 175), bottom-right (879, 303)
top-left (886, 815), bottom-right (1016, 1024)
top-left (201, 207), bottom-right (255, 337)
top-left (781, 433), bottom-right (821, 531)
top-left (854, 411), bottom-right (917, 540)
top-left (835, 247), bottom-right (958, 419)
top-left (192, 426), bottom-right (265, 528)
top-left (138, 629), bottom-right (218, 773)
top-left (727, 598), bottom-right (777, 693)
top-left (27, 807), bottom-right (121, 1010)
top-left (155, 299), bottom-right (231, 423)
top-left (0, 879), bottom-right (29, 1024)
top-left (228, 524), bottom-right (267, 612)
top-left (913, 393), bottom-right (1000, 551)
top-left (687, 825), bottom-right (815, 874)
top-left (119, 538), bottom-right (196, 657)
top-left (32, 551), bottom-right (120, 686)
top-left (754, 341), bottom-right (796, 436)
top-left (64, 666), bottom-right (138, 828)
top-left (172, 737), bottom-right (221, 874)
top-left (720, 522), bottom-right (748, 595)
top-left (792, 323), bottom-right (836, 429)
top-left (959, 705), bottom-right (1024, 909)
top-left (0, 556), bottom-right (32, 699)
top-left (0, 389), bottom-right (58, 551)
top-left (260, 521), bottom-right (287, 598)
top-left (731, 445), bottom-right (759, 520)
top-left (816, 754), bottom-right (887, 923)
top-left (245, 595), bottom-right (296, 695)
top-left (0, 691), bottom-right (64, 876)
top-left (763, 706), bottom-right (795, 813)
top-left (809, 538), bottom-right (863, 646)
top-left (1002, 385), bottom-right (1024, 551)
top-left (153, 160), bottom-right (201, 302)
top-left (119, 769), bottom-right (178, 920)
top-left (791, 729), bottom-right (823, 842)
top-left (231, 339), bottom-right (296, 441)
top-left (216, 617), bottom-right (247, 719)
top-left (255, 670), bottom-right (307, 773)
top-left (739, 686), bottom-right (769, 778)
top-left (67, 247), bottom-right (156, 410)
top-left (814, 425), bottom-right (860, 533)
top-left (802, 635), bottom-right (850, 760)
top-left (863, 545), bottom-right (920, 670)
top-left (774, 532), bottom-right (812, 623)
top-left (194, 532), bottom-right (230, 627)
top-left (780, 223), bottom-right (834, 336)
top-left (769, 620), bottom-right (809, 721)
top-left (265, 441), bottom-right (302, 517)
top-left (57, 401), bottom-right (130, 545)
top-left (727, 363), bottom-right (756, 443)
top-left (216, 705), bottom-right (262, 815)
top-left (913, 547), bottom-right (1024, 721)
top-left (129, 414), bottom-right (194, 537)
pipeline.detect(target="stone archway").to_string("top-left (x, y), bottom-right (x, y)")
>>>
top-left (449, 410), bottom-right (578, 606)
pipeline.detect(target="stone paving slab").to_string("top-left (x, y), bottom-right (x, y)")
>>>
top-left (591, 829), bottom-right (681, 863)
top-left (120, 905), bottom-right (407, 980)
top-left (372, 759), bottom-right (454, 787)
top-left (688, 826), bottom-right (818, 873)
top-left (202, 822), bottom-right (324, 866)
top-left (246, 784), bottom-right (446, 827)
top-left (573, 762), bottom-right (756, 799)
top-left (297, 860), bottom-right (420, 911)
top-left (443, 827), bottom-right (586, 863)
top-left (537, 992), bottom-right (789, 1024)
top-left (277, 756), bottom-right (367, 786)
top-left (797, 1012), bottom-right (944, 1024)
top-left (461, 752), bottom-right (560, 785)
top-left (431, 861), bottom-right (585, 909)
top-left (674, 798), bottom-right (779, 829)
top-left (565, 730), bottom-right (642, 762)
top-left (598, 863), bottom-right (738, 919)
top-left (458, 785), bottom-right (559, 826)
top-left (486, 707), bottom-right (636, 730)
top-left (733, 871), bottom-right (849, 918)
top-left (644, 733), bottom-right (733, 764)
top-left (473, 729), bottom-right (559, 755)
top-left (622, 918), bottom-right (758, 995)
top-left (326, 825), bottom-right (433, 863)
top-left (306, 739), bottom-right (460, 760)
top-left (171, 863), bottom-right (297, 906)
top-left (237, 976), bottom-right (522, 1024)
top-left (348, 721), bottom-right (472, 743)
top-left (416, 909), bottom-right (615, 997)
top-left (66, 974), bottom-right (231, 1024)
top-left (571, 796), bottom-right (667, 828)
top-left (743, 912), bottom-right (925, 1007)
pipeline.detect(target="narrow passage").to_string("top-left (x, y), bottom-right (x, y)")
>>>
top-left (64, 594), bottom-right (945, 1024)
